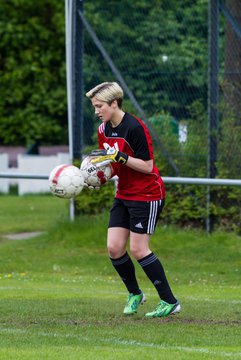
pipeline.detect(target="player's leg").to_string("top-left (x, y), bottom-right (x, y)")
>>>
top-left (129, 199), bottom-right (181, 317)
top-left (108, 227), bottom-right (140, 294)
top-left (130, 231), bottom-right (177, 303)
top-left (107, 226), bottom-right (129, 259)
top-left (107, 199), bottom-right (144, 314)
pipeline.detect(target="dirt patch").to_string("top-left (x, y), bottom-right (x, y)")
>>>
top-left (161, 317), bottom-right (241, 326)
top-left (3, 231), bottom-right (45, 240)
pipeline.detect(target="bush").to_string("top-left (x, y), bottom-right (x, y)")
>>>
top-left (162, 184), bottom-right (207, 228)
top-left (76, 98), bottom-right (240, 233)
top-left (75, 180), bottom-right (241, 234)
top-left (162, 184), bottom-right (241, 234)
top-left (75, 181), bottom-right (115, 215)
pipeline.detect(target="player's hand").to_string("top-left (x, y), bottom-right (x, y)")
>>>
top-left (90, 149), bottom-right (128, 167)
top-left (83, 182), bottom-right (100, 191)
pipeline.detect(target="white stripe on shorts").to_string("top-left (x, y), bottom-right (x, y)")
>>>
top-left (147, 200), bottom-right (160, 234)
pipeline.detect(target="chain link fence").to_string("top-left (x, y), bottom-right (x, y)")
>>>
top-left (0, 1), bottom-right (240, 231)
top-left (218, 0), bottom-right (241, 179)
top-left (81, 0), bottom-right (240, 179)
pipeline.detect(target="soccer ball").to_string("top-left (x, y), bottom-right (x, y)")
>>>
top-left (49, 164), bottom-right (84, 199)
top-left (80, 156), bottom-right (113, 187)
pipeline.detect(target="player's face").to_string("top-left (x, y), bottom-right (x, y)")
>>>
top-left (91, 97), bottom-right (116, 122)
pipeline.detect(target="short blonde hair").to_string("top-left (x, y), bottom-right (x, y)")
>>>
top-left (86, 82), bottom-right (123, 106)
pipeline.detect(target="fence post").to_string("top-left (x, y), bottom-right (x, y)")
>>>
top-left (72, 0), bottom-right (84, 163)
top-left (65, 0), bottom-right (84, 220)
top-left (207, 0), bottom-right (220, 233)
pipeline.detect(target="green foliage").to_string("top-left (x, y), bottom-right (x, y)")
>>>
top-left (84, 0), bottom-right (209, 150)
top-left (152, 100), bottom-right (207, 177)
top-left (150, 112), bottom-right (181, 176)
top-left (177, 100), bottom-right (207, 177)
top-left (0, 0), bottom-right (67, 146)
top-left (163, 184), bottom-right (207, 228)
top-left (79, 97), bottom-right (239, 233)
top-left (217, 85), bottom-right (241, 178)
top-left (75, 181), bottom-right (115, 215)
top-left (74, 178), bottom-right (240, 233)
top-left (212, 186), bottom-right (241, 234)
top-left (0, 1), bottom-right (239, 232)
top-left (162, 184), bottom-right (241, 234)
top-left (84, 0), bottom-right (208, 120)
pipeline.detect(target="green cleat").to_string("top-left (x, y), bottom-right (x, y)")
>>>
top-left (123, 292), bottom-right (146, 315)
top-left (145, 300), bottom-right (181, 318)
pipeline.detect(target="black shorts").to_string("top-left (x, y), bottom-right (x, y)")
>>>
top-left (108, 198), bottom-right (165, 234)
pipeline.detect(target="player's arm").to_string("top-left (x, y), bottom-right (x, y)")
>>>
top-left (90, 149), bottom-right (153, 174)
top-left (125, 156), bottom-right (153, 174)
top-left (125, 123), bottom-right (154, 173)
top-left (91, 124), bottom-right (154, 173)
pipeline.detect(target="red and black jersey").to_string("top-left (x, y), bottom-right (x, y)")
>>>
top-left (97, 112), bottom-right (166, 201)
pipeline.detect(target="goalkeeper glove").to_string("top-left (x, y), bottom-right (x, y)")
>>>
top-left (90, 149), bottom-right (128, 167)
top-left (83, 182), bottom-right (100, 191)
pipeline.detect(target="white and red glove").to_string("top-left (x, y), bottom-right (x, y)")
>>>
top-left (83, 184), bottom-right (100, 191)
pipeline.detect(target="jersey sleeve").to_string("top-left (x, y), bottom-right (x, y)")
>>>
top-left (97, 123), bottom-right (106, 149)
top-left (129, 124), bottom-right (153, 160)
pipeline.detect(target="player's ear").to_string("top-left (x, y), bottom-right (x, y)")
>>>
top-left (110, 99), bottom-right (118, 108)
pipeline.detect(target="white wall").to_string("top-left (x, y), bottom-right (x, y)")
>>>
top-left (17, 153), bottom-right (70, 195)
top-left (0, 153), bottom-right (70, 195)
top-left (0, 153), bottom-right (9, 193)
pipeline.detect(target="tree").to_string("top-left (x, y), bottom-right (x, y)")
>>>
top-left (0, 0), bottom-right (210, 154)
top-left (0, 0), bottom-right (67, 146)
top-left (223, 0), bottom-right (241, 126)
top-left (219, 0), bottom-right (241, 177)
top-left (84, 0), bottom-right (208, 121)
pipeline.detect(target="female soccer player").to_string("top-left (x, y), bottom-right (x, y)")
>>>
top-left (86, 82), bottom-right (180, 318)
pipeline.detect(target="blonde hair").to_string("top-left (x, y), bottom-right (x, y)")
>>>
top-left (86, 82), bottom-right (124, 107)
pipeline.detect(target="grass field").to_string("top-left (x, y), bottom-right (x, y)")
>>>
top-left (0, 194), bottom-right (241, 359)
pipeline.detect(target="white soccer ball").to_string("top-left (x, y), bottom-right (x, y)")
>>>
top-left (49, 164), bottom-right (84, 199)
top-left (80, 156), bottom-right (113, 187)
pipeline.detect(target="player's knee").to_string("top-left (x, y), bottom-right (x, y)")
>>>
top-left (130, 245), bottom-right (146, 260)
top-left (107, 244), bottom-right (124, 259)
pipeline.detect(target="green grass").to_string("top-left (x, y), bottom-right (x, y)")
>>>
top-left (0, 195), bottom-right (241, 359)
top-left (0, 194), bottom-right (69, 233)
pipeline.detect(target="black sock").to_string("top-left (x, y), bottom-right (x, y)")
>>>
top-left (138, 252), bottom-right (177, 304)
top-left (110, 252), bottom-right (141, 295)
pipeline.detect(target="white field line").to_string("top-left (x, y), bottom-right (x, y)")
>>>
top-left (0, 328), bottom-right (241, 358)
